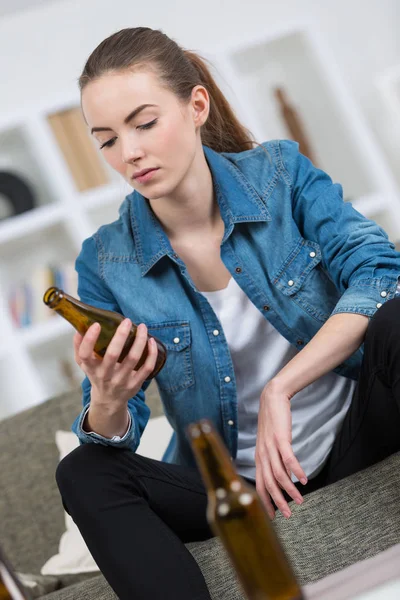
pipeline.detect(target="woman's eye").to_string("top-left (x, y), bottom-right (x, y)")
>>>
top-left (99, 138), bottom-right (116, 150)
top-left (98, 118), bottom-right (157, 149)
top-left (137, 118), bottom-right (158, 130)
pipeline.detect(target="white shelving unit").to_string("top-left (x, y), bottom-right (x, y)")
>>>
top-left (211, 23), bottom-right (400, 240)
top-left (1, 21), bottom-right (400, 420)
top-left (0, 93), bottom-right (131, 420)
top-left (375, 63), bottom-right (400, 196)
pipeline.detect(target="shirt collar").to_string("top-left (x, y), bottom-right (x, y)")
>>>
top-left (129, 144), bottom-right (271, 276)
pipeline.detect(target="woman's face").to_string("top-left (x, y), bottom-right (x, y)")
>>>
top-left (81, 69), bottom-right (208, 199)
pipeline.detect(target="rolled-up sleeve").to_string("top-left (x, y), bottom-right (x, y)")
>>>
top-left (279, 139), bottom-right (400, 318)
top-left (71, 234), bottom-right (151, 451)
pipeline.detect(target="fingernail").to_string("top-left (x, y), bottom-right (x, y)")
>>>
top-left (123, 318), bottom-right (131, 328)
top-left (295, 497), bottom-right (303, 505)
top-left (301, 477), bottom-right (308, 485)
top-left (283, 510), bottom-right (291, 519)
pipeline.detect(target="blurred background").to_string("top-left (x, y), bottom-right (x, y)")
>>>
top-left (0, 0), bottom-right (399, 421)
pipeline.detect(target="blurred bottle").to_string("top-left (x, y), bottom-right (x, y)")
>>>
top-left (43, 287), bottom-right (167, 380)
top-left (274, 86), bottom-right (317, 166)
top-left (187, 419), bottom-right (304, 600)
top-left (0, 545), bottom-right (31, 599)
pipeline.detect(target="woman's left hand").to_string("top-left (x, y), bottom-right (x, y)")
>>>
top-left (255, 382), bottom-right (307, 519)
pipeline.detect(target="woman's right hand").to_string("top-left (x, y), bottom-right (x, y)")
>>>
top-left (73, 318), bottom-right (158, 410)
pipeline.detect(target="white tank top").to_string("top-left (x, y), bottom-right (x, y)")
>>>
top-left (200, 277), bottom-right (355, 482)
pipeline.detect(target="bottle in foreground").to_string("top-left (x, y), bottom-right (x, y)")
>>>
top-left (187, 419), bottom-right (304, 600)
top-left (43, 287), bottom-right (167, 380)
top-left (0, 545), bottom-right (31, 599)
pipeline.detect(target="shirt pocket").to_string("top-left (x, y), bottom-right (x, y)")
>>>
top-left (147, 321), bottom-right (194, 393)
top-left (272, 238), bottom-right (340, 322)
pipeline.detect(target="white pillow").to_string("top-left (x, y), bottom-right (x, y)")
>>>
top-left (41, 416), bottom-right (173, 576)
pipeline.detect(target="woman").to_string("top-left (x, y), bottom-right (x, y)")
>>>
top-left (56, 26), bottom-right (400, 600)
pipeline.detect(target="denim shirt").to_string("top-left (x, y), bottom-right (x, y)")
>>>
top-left (72, 139), bottom-right (400, 467)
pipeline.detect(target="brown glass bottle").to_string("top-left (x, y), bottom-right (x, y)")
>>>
top-left (0, 545), bottom-right (31, 599)
top-left (187, 419), bottom-right (304, 600)
top-left (43, 287), bottom-right (167, 380)
top-left (273, 87), bottom-right (317, 167)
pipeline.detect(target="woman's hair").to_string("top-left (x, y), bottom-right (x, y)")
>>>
top-left (79, 27), bottom-right (257, 154)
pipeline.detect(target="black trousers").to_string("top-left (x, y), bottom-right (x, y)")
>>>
top-left (56, 297), bottom-right (400, 600)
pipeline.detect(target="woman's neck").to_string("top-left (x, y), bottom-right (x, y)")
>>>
top-left (148, 148), bottom-right (221, 243)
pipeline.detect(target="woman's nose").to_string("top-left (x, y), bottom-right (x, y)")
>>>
top-left (121, 139), bottom-right (145, 164)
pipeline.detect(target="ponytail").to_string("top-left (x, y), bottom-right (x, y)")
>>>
top-left (79, 27), bottom-right (257, 154)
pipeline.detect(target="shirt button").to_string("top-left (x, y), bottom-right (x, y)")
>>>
top-left (263, 305), bottom-right (270, 311)
top-left (376, 303), bottom-right (382, 309)
top-left (228, 420), bottom-right (234, 426)
top-left (213, 329), bottom-right (220, 336)
top-left (173, 337), bottom-right (180, 344)
top-left (288, 280), bottom-right (294, 286)
top-left (309, 251), bottom-right (316, 258)
top-left (224, 376), bottom-right (231, 383)
top-left (380, 291), bottom-right (387, 298)
top-left (297, 339), bottom-right (304, 346)
top-left (235, 267), bottom-right (242, 273)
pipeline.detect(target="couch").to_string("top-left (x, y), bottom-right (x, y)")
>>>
top-left (1, 383), bottom-right (400, 599)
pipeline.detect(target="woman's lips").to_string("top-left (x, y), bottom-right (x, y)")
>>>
top-left (133, 168), bottom-right (159, 183)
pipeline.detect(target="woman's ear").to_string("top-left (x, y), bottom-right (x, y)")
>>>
top-left (191, 85), bottom-right (210, 127)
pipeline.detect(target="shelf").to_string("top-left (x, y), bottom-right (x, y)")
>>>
top-left (224, 29), bottom-right (377, 201)
top-left (0, 221), bottom-right (78, 330)
top-left (0, 352), bottom-right (44, 421)
top-left (363, 210), bottom-right (400, 245)
top-left (0, 202), bottom-right (64, 246)
top-left (0, 220), bottom-right (77, 281)
top-left (0, 124), bottom-right (56, 216)
top-left (81, 180), bottom-right (131, 212)
top-left (376, 64), bottom-right (400, 126)
top-left (17, 313), bottom-right (72, 348)
top-left (86, 197), bottom-right (126, 234)
top-left (28, 327), bottom-right (83, 402)
top-left (351, 193), bottom-right (388, 219)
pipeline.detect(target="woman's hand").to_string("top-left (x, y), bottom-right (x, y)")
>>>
top-left (73, 318), bottom-right (158, 409)
top-left (255, 382), bottom-right (307, 520)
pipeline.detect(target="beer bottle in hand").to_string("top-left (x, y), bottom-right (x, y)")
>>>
top-left (43, 287), bottom-right (167, 380)
top-left (187, 419), bottom-right (304, 600)
top-left (0, 545), bottom-right (31, 599)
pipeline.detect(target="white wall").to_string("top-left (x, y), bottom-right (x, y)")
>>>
top-left (0, 0), bottom-right (399, 171)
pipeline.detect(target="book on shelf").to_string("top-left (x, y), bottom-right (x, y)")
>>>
top-left (47, 106), bottom-right (110, 192)
top-left (8, 261), bottom-right (78, 329)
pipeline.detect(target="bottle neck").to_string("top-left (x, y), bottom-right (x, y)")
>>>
top-left (44, 287), bottom-right (89, 314)
top-left (188, 420), bottom-right (239, 490)
top-left (0, 548), bottom-right (29, 600)
top-left (43, 287), bottom-right (117, 335)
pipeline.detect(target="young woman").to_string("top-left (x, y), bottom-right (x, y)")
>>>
top-left (56, 26), bottom-right (400, 600)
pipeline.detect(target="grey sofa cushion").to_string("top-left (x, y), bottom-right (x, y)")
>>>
top-left (0, 382), bottom-right (164, 575)
top-left (274, 450), bottom-right (400, 583)
top-left (40, 574), bottom-right (116, 600)
top-left (188, 451), bottom-right (400, 589)
top-left (37, 445), bottom-right (400, 599)
top-left (2, 385), bottom-right (400, 600)
top-left (0, 388), bottom-right (83, 574)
